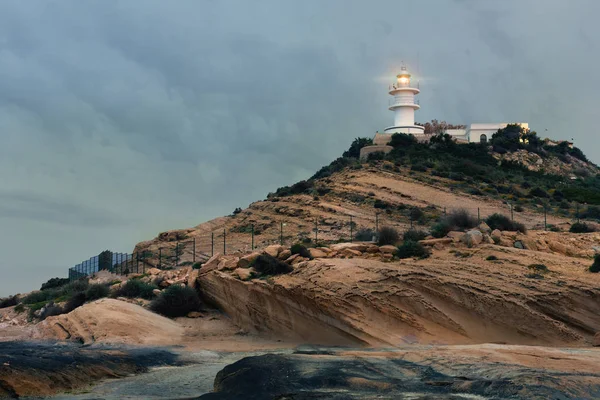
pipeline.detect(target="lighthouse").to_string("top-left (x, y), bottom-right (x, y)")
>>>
top-left (384, 66), bottom-right (424, 134)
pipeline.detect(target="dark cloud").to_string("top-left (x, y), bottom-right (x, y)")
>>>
top-left (0, 0), bottom-right (598, 296)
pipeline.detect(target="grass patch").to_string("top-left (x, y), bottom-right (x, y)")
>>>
top-left (112, 280), bottom-right (157, 300)
top-left (150, 286), bottom-right (202, 318)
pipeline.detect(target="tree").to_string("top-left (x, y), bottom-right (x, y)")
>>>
top-left (343, 137), bottom-right (373, 158)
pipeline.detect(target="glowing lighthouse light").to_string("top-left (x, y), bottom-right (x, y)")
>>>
top-left (384, 65), bottom-right (424, 134)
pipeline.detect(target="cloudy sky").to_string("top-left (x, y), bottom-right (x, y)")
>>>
top-left (1, 0), bottom-right (599, 296)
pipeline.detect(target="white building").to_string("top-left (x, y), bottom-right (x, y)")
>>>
top-left (359, 65), bottom-right (528, 159)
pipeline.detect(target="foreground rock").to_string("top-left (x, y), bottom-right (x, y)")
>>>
top-left (0, 341), bottom-right (180, 398)
top-left (199, 345), bottom-right (600, 399)
top-left (34, 299), bottom-right (184, 345)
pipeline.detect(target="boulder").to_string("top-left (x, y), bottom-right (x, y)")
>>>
top-left (594, 332), bottom-right (600, 347)
top-left (152, 289), bottom-right (162, 296)
top-left (160, 279), bottom-right (173, 288)
top-left (478, 222), bottom-right (492, 234)
top-left (308, 248), bottom-right (328, 259)
top-left (461, 230), bottom-right (483, 248)
top-left (491, 229), bottom-right (502, 242)
top-left (514, 241), bottom-right (524, 250)
top-left (482, 234), bottom-right (494, 244)
top-left (285, 254), bottom-right (300, 264)
top-left (201, 253), bottom-right (222, 272)
top-left (379, 245), bottom-right (397, 254)
top-left (187, 268), bottom-right (200, 289)
top-left (263, 245), bottom-right (284, 258)
top-left (365, 245), bottom-right (380, 254)
top-left (187, 311), bottom-right (204, 318)
top-left (342, 249), bottom-right (362, 257)
top-left (447, 231), bottom-right (464, 243)
top-left (147, 268), bottom-right (162, 275)
top-left (520, 237), bottom-right (538, 251)
top-left (278, 249), bottom-right (292, 260)
top-left (237, 252), bottom-right (261, 268)
top-left (548, 241), bottom-right (568, 255)
top-left (330, 243), bottom-right (368, 252)
top-left (291, 256), bottom-right (307, 265)
top-left (233, 268), bottom-right (254, 281)
top-left (316, 247), bottom-right (332, 254)
top-left (381, 253), bottom-right (394, 261)
top-left (419, 238), bottom-right (452, 247)
top-left (217, 256), bottom-right (240, 271)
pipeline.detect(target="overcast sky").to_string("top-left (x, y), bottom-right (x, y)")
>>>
top-left (1, 0), bottom-right (599, 296)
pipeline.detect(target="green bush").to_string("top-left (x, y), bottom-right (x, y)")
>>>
top-left (374, 199), bottom-right (390, 209)
top-left (354, 228), bottom-right (375, 242)
top-left (22, 289), bottom-right (58, 305)
top-left (570, 222), bottom-right (595, 233)
top-left (112, 280), bottom-right (157, 300)
top-left (529, 187), bottom-right (549, 198)
top-left (378, 226), bottom-right (400, 246)
top-left (290, 243), bottom-right (312, 259)
top-left (40, 277), bottom-right (70, 291)
top-left (343, 137), bottom-right (373, 158)
top-left (486, 255), bottom-right (498, 261)
top-left (150, 286), bottom-right (202, 318)
top-left (192, 262), bottom-right (203, 270)
top-left (0, 296), bottom-right (18, 309)
top-left (409, 207), bottom-right (425, 222)
top-left (590, 254), bottom-right (600, 273)
top-left (251, 254), bottom-right (293, 276)
top-left (85, 284), bottom-right (110, 301)
top-left (431, 220), bottom-right (453, 238)
top-left (396, 241), bottom-right (430, 259)
top-left (446, 209), bottom-right (478, 230)
top-left (63, 292), bottom-right (87, 314)
top-left (485, 213), bottom-right (526, 233)
top-left (403, 229), bottom-right (427, 242)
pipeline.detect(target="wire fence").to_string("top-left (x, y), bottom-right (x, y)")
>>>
top-left (67, 203), bottom-right (590, 281)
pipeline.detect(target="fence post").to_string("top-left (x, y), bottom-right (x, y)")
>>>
top-left (251, 224), bottom-right (255, 250)
top-left (375, 213), bottom-right (379, 233)
top-left (314, 218), bottom-right (318, 246)
top-left (477, 208), bottom-right (481, 223)
top-left (577, 203), bottom-right (580, 223)
top-left (211, 232), bottom-right (214, 257)
top-left (280, 221), bottom-right (283, 245)
top-left (176, 241), bottom-right (180, 267)
top-left (223, 229), bottom-right (226, 255)
top-left (350, 215), bottom-right (353, 243)
top-left (159, 248), bottom-right (162, 269)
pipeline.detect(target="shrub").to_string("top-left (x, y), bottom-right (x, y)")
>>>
top-left (40, 303), bottom-right (64, 320)
top-left (150, 286), bottom-right (202, 318)
top-left (485, 213), bottom-right (526, 233)
top-left (354, 228), bottom-right (376, 242)
top-left (22, 289), bottom-right (58, 305)
top-left (60, 279), bottom-right (90, 297)
top-left (590, 254), bottom-right (600, 273)
top-left (446, 209), bottom-right (478, 230)
top-left (403, 229), bottom-right (427, 242)
top-left (514, 205), bottom-right (524, 212)
top-left (112, 280), bottom-right (157, 300)
top-left (63, 292), bottom-right (87, 314)
top-left (251, 254), bottom-right (293, 276)
top-left (290, 243), bottom-right (312, 259)
top-left (378, 226), bottom-right (400, 246)
top-left (528, 264), bottom-right (549, 273)
top-left (431, 220), bottom-right (453, 238)
top-left (14, 304), bottom-right (25, 314)
top-left (409, 207), bottom-right (425, 222)
top-left (40, 277), bottom-right (70, 291)
top-left (0, 296), bottom-right (18, 309)
top-left (396, 241), bottom-right (430, 259)
top-left (529, 187), bottom-right (549, 198)
top-left (343, 137), bottom-right (373, 159)
top-left (192, 262), bottom-right (203, 270)
top-left (570, 222), bottom-right (595, 233)
top-left (374, 199), bottom-right (390, 209)
top-left (85, 284), bottom-right (110, 301)
top-left (486, 255), bottom-right (498, 261)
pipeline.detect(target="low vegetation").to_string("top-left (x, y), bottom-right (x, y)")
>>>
top-left (431, 209), bottom-right (479, 238)
top-left (150, 286), bottom-right (202, 318)
top-left (40, 277), bottom-right (70, 291)
top-left (378, 226), bottom-right (400, 246)
top-left (485, 213), bottom-right (526, 233)
top-left (354, 228), bottom-right (375, 242)
top-left (486, 255), bottom-right (498, 261)
top-left (251, 254), bottom-right (293, 276)
top-left (403, 229), bottom-right (427, 242)
top-left (590, 254), bottom-right (600, 273)
top-left (569, 222), bottom-right (595, 233)
top-left (290, 243), bottom-right (312, 259)
top-left (0, 296), bottom-right (19, 309)
top-left (396, 241), bottom-right (430, 259)
top-left (112, 280), bottom-right (157, 300)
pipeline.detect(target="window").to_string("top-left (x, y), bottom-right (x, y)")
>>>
top-left (480, 134), bottom-right (488, 143)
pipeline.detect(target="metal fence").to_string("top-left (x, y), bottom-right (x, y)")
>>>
top-left (67, 202), bottom-right (589, 281)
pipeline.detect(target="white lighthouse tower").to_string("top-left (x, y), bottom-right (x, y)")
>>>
top-left (384, 66), bottom-right (424, 134)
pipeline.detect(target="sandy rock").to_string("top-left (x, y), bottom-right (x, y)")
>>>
top-left (419, 238), bottom-right (452, 247)
top-left (520, 237), bottom-right (538, 251)
top-left (160, 280), bottom-right (173, 288)
top-left (365, 245), bottom-right (380, 254)
top-left (152, 289), bottom-right (162, 296)
top-left (447, 231), bottom-right (464, 243)
top-left (187, 268), bottom-right (200, 289)
top-left (330, 243), bottom-right (367, 252)
top-left (499, 238), bottom-right (514, 248)
top-left (309, 248), bottom-right (328, 259)
top-left (379, 245), bottom-right (397, 254)
top-left (218, 257), bottom-right (240, 271)
top-left (491, 229), bottom-right (502, 242)
top-left (381, 253), bottom-right (394, 261)
top-left (461, 230), bottom-right (483, 248)
top-left (187, 311), bottom-right (204, 318)
top-left (285, 254), bottom-right (300, 263)
top-left (548, 241), bottom-right (568, 255)
top-left (147, 268), bottom-right (162, 275)
top-left (317, 247), bottom-right (332, 254)
top-left (482, 234), bottom-right (494, 244)
top-left (291, 256), bottom-right (307, 265)
top-left (201, 253), bottom-right (222, 272)
top-left (278, 249), bottom-right (292, 260)
top-left (234, 268), bottom-right (254, 281)
top-left (433, 243), bottom-right (445, 251)
top-left (238, 252), bottom-right (261, 268)
top-left (342, 249), bottom-right (362, 257)
top-left (502, 231), bottom-right (518, 239)
top-left (478, 222), bottom-right (492, 234)
top-left (264, 245), bottom-right (284, 258)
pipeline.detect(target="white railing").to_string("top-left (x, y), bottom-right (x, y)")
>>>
top-left (389, 98), bottom-right (420, 107)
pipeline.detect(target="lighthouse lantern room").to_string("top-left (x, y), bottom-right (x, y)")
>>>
top-left (384, 65), bottom-right (424, 134)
